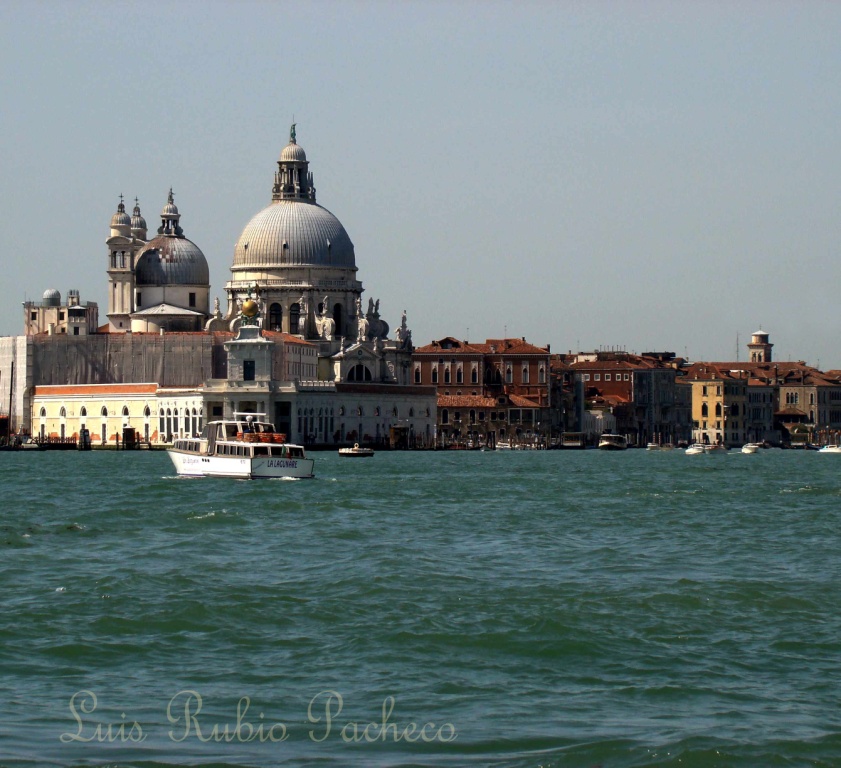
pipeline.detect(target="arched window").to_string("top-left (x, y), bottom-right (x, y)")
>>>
top-left (538, 366), bottom-right (546, 384)
top-left (414, 366), bottom-right (421, 384)
top-left (701, 403), bottom-right (708, 418)
top-left (348, 364), bottom-right (372, 382)
top-left (122, 406), bottom-right (129, 417)
top-left (392, 406), bottom-right (398, 417)
top-left (80, 406), bottom-right (87, 417)
top-left (289, 303), bottom-right (301, 334)
top-left (431, 367), bottom-right (438, 384)
top-left (471, 366), bottom-right (478, 384)
top-left (40, 407), bottom-right (47, 418)
top-left (456, 367), bottom-right (463, 384)
top-left (505, 366), bottom-right (513, 384)
top-left (59, 406), bottom-right (66, 418)
top-left (444, 367), bottom-right (451, 384)
top-left (101, 406), bottom-right (108, 417)
top-left (357, 406), bottom-right (364, 417)
top-left (715, 403), bottom-right (722, 417)
top-left (522, 366), bottom-right (529, 384)
top-left (409, 407), bottom-right (415, 417)
top-left (269, 303), bottom-right (282, 331)
top-left (144, 406), bottom-right (151, 417)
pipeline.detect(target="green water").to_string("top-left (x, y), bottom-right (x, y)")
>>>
top-left (2, 448), bottom-right (841, 767)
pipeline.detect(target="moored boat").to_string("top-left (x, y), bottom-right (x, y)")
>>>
top-left (598, 434), bottom-right (628, 451)
top-left (167, 414), bottom-right (314, 479)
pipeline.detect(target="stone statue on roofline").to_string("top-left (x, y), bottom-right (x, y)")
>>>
top-left (315, 295), bottom-right (335, 340)
top-left (297, 293), bottom-right (308, 335)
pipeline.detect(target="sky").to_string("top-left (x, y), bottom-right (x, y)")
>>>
top-left (2, 1), bottom-right (840, 367)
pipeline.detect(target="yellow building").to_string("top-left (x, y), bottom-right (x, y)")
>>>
top-left (683, 364), bottom-right (748, 447)
top-left (32, 383), bottom-right (204, 444)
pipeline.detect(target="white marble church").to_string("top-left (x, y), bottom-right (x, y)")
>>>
top-left (10, 127), bottom-right (436, 448)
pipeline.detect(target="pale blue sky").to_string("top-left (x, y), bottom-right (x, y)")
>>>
top-left (2, 1), bottom-right (840, 366)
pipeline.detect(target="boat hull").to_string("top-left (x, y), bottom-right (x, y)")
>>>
top-left (167, 449), bottom-right (315, 479)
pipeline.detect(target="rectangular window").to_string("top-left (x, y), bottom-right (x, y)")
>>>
top-left (243, 360), bottom-right (256, 381)
top-left (30, 312), bottom-right (37, 321)
top-left (583, 374), bottom-right (590, 381)
top-left (189, 292), bottom-right (196, 308)
top-left (594, 374), bottom-right (601, 381)
top-left (624, 373), bottom-right (630, 381)
top-left (136, 292), bottom-right (142, 306)
top-left (605, 374), bottom-right (611, 381)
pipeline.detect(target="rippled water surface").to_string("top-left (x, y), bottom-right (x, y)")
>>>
top-left (2, 448), bottom-right (841, 767)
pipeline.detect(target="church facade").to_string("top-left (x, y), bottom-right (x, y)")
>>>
top-left (7, 127), bottom-right (436, 447)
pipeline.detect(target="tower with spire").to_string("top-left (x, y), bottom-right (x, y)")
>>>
top-left (106, 195), bottom-right (142, 331)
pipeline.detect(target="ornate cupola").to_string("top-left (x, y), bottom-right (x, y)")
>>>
top-left (110, 195), bottom-right (132, 238)
top-left (157, 188), bottom-right (184, 236)
top-left (130, 198), bottom-right (147, 240)
top-left (272, 124), bottom-right (316, 202)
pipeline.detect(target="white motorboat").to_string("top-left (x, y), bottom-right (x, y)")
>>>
top-left (339, 443), bottom-right (374, 457)
top-left (167, 414), bottom-right (314, 479)
top-left (598, 434), bottom-right (628, 450)
top-left (741, 443), bottom-right (761, 454)
top-left (685, 444), bottom-right (706, 455)
top-left (818, 444), bottom-right (841, 454)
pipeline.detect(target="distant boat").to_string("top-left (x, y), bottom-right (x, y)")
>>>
top-left (339, 443), bottom-right (374, 457)
top-left (598, 434), bottom-right (627, 451)
top-left (741, 443), bottom-right (761, 454)
top-left (705, 444), bottom-right (728, 454)
top-left (685, 444), bottom-right (706, 455)
top-left (818, 444), bottom-right (841, 454)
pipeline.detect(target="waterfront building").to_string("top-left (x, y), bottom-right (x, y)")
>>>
top-left (561, 351), bottom-right (689, 446)
top-left (412, 337), bottom-right (551, 446)
top-left (680, 331), bottom-right (841, 446)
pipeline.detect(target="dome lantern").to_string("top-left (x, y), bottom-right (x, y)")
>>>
top-left (272, 124), bottom-right (316, 202)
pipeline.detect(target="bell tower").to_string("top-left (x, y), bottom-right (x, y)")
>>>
top-left (747, 329), bottom-right (773, 363)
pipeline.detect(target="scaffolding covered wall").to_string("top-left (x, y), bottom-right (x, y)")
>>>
top-left (0, 335), bottom-right (29, 434)
top-left (30, 333), bottom-right (231, 387)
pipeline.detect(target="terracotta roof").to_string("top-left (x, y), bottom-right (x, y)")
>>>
top-left (262, 331), bottom-right (317, 347)
top-left (34, 383), bottom-right (159, 397)
top-left (508, 394), bottom-right (542, 408)
top-left (414, 337), bottom-right (548, 356)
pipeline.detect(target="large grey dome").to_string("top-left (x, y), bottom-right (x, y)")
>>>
top-left (232, 200), bottom-right (355, 270)
top-left (135, 236), bottom-right (210, 286)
